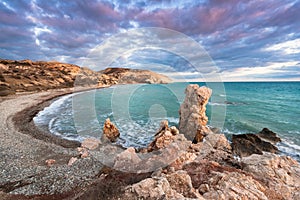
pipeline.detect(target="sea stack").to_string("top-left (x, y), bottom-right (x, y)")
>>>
top-left (179, 84), bottom-right (212, 142)
top-left (102, 118), bottom-right (120, 142)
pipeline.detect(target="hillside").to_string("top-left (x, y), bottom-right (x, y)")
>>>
top-left (0, 59), bottom-right (172, 96)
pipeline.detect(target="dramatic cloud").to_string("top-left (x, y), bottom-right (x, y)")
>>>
top-left (0, 0), bottom-right (299, 81)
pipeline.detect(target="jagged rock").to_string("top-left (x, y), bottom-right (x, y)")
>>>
top-left (242, 153), bottom-right (300, 200)
top-left (232, 133), bottom-right (278, 157)
top-left (169, 152), bottom-right (197, 171)
top-left (258, 128), bottom-right (281, 143)
top-left (146, 120), bottom-right (179, 152)
top-left (124, 177), bottom-right (186, 199)
top-left (188, 133), bottom-right (238, 168)
top-left (81, 138), bottom-right (101, 150)
top-left (102, 118), bottom-right (120, 142)
top-left (179, 84), bottom-right (212, 142)
top-left (182, 159), bottom-right (269, 199)
top-left (166, 170), bottom-right (202, 198)
top-left (203, 171), bottom-right (268, 200)
top-left (137, 132), bottom-right (191, 173)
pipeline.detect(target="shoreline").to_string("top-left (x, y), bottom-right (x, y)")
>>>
top-left (0, 86), bottom-right (114, 198)
top-left (12, 85), bottom-right (114, 148)
top-left (1, 85), bottom-right (300, 199)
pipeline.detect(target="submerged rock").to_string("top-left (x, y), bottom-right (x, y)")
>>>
top-left (102, 118), bottom-right (120, 142)
top-left (179, 84), bottom-right (212, 142)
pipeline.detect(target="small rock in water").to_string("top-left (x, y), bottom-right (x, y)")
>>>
top-left (45, 159), bottom-right (56, 167)
top-left (102, 118), bottom-right (120, 142)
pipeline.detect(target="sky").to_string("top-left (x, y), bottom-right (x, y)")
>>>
top-left (0, 0), bottom-right (300, 81)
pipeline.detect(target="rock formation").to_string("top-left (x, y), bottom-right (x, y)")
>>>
top-left (258, 127), bottom-right (282, 143)
top-left (0, 59), bottom-right (172, 96)
top-left (122, 130), bottom-right (300, 199)
top-left (232, 129), bottom-right (280, 157)
top-left (102, 118), bottom-right (120, 142)
top-left (101, 67), bottom-right (172, 84)
top-left (146, 120), bottom-right (180, 152)
top-left (179, 84), bottom-right (212, 142)
top-left (121, 85), bottom-right (300, 199)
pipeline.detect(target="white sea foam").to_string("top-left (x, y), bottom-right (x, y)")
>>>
top-left (208, 102), bottom-right (226, 106)
top-left (281, 139), bottom-right (300, 151)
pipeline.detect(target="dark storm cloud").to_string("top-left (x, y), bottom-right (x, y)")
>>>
top-left (0, 0), bottom-right (299, 80)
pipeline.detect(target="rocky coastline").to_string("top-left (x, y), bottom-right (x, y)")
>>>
top-left (0, 65), bottom-right (299, 199)
top-left (0, 59), bottom-right (172, 96)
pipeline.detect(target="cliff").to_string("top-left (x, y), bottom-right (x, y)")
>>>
top-left (0, 59), bottom-right (172, 96)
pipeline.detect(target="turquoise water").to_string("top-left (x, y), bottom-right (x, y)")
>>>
top-left (34, 82), bottom-right (300, 161)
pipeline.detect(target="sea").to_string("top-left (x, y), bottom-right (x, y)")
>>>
top-left (33, 82), bottom-right (300, 161)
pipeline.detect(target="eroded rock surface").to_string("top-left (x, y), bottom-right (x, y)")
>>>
top-left (179, 84), bottom-right (212, 142)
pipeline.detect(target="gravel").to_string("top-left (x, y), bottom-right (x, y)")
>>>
top-left (0, 89), bottom-right (103, 196)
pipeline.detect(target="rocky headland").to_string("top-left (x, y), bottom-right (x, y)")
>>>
top-left (0, 71), bottom-right (299, 199)
top-left (0, 59), bottom-right (172, 96)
